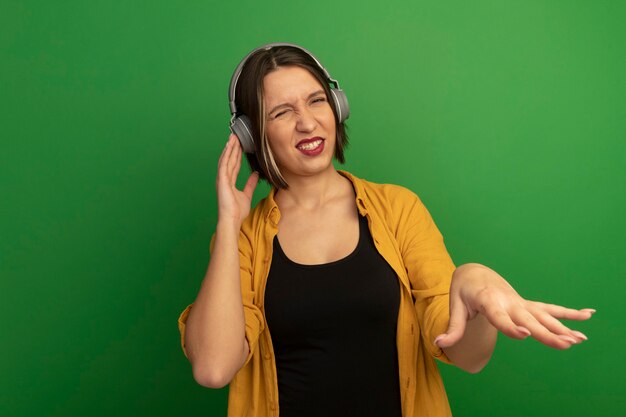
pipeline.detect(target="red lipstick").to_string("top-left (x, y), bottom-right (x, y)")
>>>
top-left (296, 136), bottom-right (323, 147)
top-left (295, 137), bottom-right (325, 156)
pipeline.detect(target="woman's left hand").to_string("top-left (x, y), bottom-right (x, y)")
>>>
top-left (434, 263), bottom-right (595, 350)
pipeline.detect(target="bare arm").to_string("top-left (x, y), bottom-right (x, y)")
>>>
top-left (184, 134), bottom-right (259, 388)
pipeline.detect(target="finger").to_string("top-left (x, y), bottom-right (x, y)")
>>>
top-left (478, 293), bottom-right (531, 340)
top-left (434, 296), bottom-right (469, 348)
top-left (243, 171), bottom-right (260, 200)
top-left (509, 306), bottom-right (575, 350)
top-left (216, 141), bottom-right (230, 188)
top-left (218, 134), bottom-right (235, 165)
top-left (483, 306), bottom-right (531, 340)
top-left (231, 140), bottom-right (242, 186)
top-left (530, 301), bottom-right (595, 321)
top-left (225, 135), bottom-right (238, 176)
top-left (533, 309), bottom-right (578, 336)
top-left (532, 310), bottom-right (588, 342)
top-left (217, 135), bottom-right (233, 172)
top-left (219, 135), bottom-right (236, 183)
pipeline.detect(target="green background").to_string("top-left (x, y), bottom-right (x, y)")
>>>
top-left (2, 0), bottom-right (624, 416)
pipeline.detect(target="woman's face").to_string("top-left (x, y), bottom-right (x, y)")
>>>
top-left (262, 65), bottom-right (336, 179)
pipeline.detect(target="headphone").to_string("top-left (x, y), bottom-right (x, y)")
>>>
top-left (228, 42), bottom-right (350, 153)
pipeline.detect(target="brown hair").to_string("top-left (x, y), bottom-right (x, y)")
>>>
top-left (234, 45), bottom-right (350, 190)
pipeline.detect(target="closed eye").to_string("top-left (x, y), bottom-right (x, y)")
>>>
top-left (271, 97), bottom-right (326, 119)
top-left (274, 109), bottom-right (291, 118)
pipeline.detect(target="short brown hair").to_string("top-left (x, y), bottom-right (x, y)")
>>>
top-left (233, 45), bottom-right (350, 190)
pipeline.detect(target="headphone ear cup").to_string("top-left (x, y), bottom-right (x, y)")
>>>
top-left (329, 89), bottom-right (350, 124)
top-left (230, 114), bottom-right (255, 153)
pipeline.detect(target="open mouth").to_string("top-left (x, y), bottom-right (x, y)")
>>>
top-left (296, 138), bottom-right (324, 151)
top-left (296, 138), bottom-right (325, 156)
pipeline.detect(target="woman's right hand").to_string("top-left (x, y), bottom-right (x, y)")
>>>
top-left (216, 134), bottom-right (259, 228)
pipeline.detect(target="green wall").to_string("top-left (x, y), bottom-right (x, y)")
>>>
top-left (2, 1), bottom-right (624, 416)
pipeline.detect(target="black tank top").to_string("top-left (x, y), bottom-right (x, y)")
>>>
top-left (265, 213), bottom-right (403, 417)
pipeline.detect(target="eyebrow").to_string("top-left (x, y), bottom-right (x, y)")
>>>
top-left (267, 89), bottom-right (326, 116)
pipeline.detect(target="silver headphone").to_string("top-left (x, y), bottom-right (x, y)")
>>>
top-left (228, 42), bottom-right (350, 153)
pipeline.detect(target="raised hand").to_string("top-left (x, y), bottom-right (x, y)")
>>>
top-left (435, 264), bottom-right (595, 350)
top-left (216, 134), bottom-right (259, 228)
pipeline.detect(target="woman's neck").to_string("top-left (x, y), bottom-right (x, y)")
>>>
top-left (274, 167), bottom-right (351, 212)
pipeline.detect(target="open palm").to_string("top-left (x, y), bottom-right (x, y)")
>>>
top-left (216, 134), bottom-right (259, 228)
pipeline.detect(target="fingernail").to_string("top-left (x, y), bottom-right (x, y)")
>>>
top-left (558, 335), bottom-right (579, 344)
top-left (581, 308), bottom-right (596, 314)
top-left (517, 327), bottom-right (531, 337)
top-left (571, 331), bottom-right (588, 341)
top-left (434, 335), bottom-right (445, 347)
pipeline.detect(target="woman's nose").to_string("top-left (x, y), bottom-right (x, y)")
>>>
top-left (295, 107), bottom-right (316, 132)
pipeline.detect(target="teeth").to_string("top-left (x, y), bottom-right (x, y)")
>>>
top-left (297, 139), bottom-right (322, 151)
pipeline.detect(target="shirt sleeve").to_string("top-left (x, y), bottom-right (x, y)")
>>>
top-left (395, 188), bottom-right (456, 364)
top-left (177, 228), bottom-right (265, 367)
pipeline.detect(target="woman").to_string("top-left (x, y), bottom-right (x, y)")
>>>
top-left (178, 43), bottom-right (594, 417)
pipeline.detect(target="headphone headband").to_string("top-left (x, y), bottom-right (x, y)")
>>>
top-left (228, 42), bottom-right (341, 115)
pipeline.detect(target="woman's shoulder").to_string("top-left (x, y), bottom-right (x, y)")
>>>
top-left (347, 171), bottom-right (423, 209)
top-left (349, 174), bottom-right (436, 235)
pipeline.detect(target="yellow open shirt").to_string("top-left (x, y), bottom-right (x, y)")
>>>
top-left (179, 169), bottom-right (456, 417)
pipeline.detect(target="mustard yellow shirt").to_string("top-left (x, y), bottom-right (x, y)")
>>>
top-left (178, 169), bottom-right (456, 417)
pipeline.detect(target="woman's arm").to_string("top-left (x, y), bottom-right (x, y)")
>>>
top-left (184, 221), bottom-right (250, 388)
top-left (183, 134), bottom-right (259, 388)
top-left (436, 263), bottom-right (595, 373)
